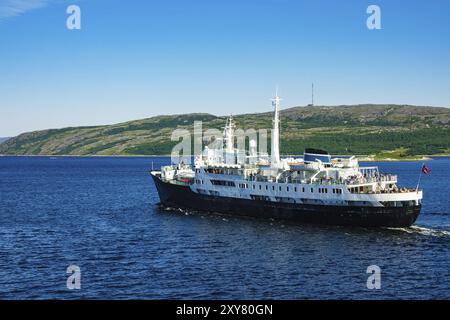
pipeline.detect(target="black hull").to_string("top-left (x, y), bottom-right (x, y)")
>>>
top-left (151, 175), bottom-right (421, 228)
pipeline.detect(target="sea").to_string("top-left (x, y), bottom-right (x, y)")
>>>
top-left (0, 156), bottom-right (448, 299)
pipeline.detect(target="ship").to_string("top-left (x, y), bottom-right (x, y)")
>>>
top-left (151, 92), bottom-right (422, 227)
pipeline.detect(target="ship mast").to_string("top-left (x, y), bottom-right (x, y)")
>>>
top-left (224, 115), bottom-right (235, 164)
top-left (224, 115), bottom-right (235, 154)
top-left (271, 89), bottom-right (281, 167)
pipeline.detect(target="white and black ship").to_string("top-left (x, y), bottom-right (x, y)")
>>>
top-left (151, 93), bottom-right (422, 227)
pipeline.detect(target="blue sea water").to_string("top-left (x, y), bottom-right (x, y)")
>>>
top-left (0, 156), bottom-right (448, 299)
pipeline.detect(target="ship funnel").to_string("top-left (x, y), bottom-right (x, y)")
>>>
top-left (303, 148), bottom-right (331, 165)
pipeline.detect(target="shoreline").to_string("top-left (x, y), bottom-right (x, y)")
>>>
top-left (1, 154), bottom-right (447, 161)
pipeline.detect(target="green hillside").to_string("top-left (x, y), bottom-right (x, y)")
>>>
top-left (1, 104), bottom-right (449, 156)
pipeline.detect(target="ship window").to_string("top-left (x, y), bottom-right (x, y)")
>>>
top-left (294, 187), bottom-right (297, 192)
top-left (259, 185), bottom-right (262, 190)
top-left (318, 189), bottom-right (321, 193)
top-left (266, 185), bottom-right (268, 190)
top-left (272, 186), bottom-right (275, 191)
top-left (302, 187), bottom-right (305, 192)
top-left (211, 180), bottom-right (235, 187)
top-left (279, 186), bottom-right (282, 191)
top-left (253, 184), bottom-right (255, 189)
top-left (311, 188), bottom-right (314, 193)
top-left (287, 187), bottom-right (289, 192)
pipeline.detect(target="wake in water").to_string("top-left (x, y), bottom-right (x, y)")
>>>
top-left (386, 225), bottom-right (450, 237)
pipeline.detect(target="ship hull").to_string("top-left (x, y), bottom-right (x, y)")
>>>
top-left (152, 175), bottom-right (421, 228)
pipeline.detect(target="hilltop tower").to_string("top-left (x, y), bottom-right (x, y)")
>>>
top-left (307, 83), bottom-right (314, 107)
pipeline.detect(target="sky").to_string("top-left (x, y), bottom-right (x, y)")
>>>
top-left (0, 0), bottom-right (449, 136)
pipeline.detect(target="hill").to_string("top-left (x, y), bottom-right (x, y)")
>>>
top-left (0, 137), bottom-right (10, 144)
top-left (1, 104), bottom-right (449, 156)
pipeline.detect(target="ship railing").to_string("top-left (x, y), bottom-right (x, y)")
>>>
top-left (275, 178), bottom-right (345, 186)
top-left (246, 176), bottom-right (272, 182)
top-left (345, 174), bottom-right (397, 185)
top-left (378, 187), bottom-right (415, 194)
top-left (242, 175), bottom-right (397, 186)
top-left (289, 178), bottom-right (340, 185)
top-left (349, 187), bottom-right (416, 195)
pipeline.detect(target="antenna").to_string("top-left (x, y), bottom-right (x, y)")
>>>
top-left (311, 83), bottom-right (314, 106)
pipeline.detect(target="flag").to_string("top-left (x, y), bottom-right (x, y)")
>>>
top-left (421, 164), bottom-right (430, 175)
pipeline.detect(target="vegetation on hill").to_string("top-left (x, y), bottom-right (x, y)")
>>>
top-left (1, 104), bottom-right (449, 157)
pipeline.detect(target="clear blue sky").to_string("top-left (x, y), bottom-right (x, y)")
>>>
top-left (1, 0), bottom-right (449, 136)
